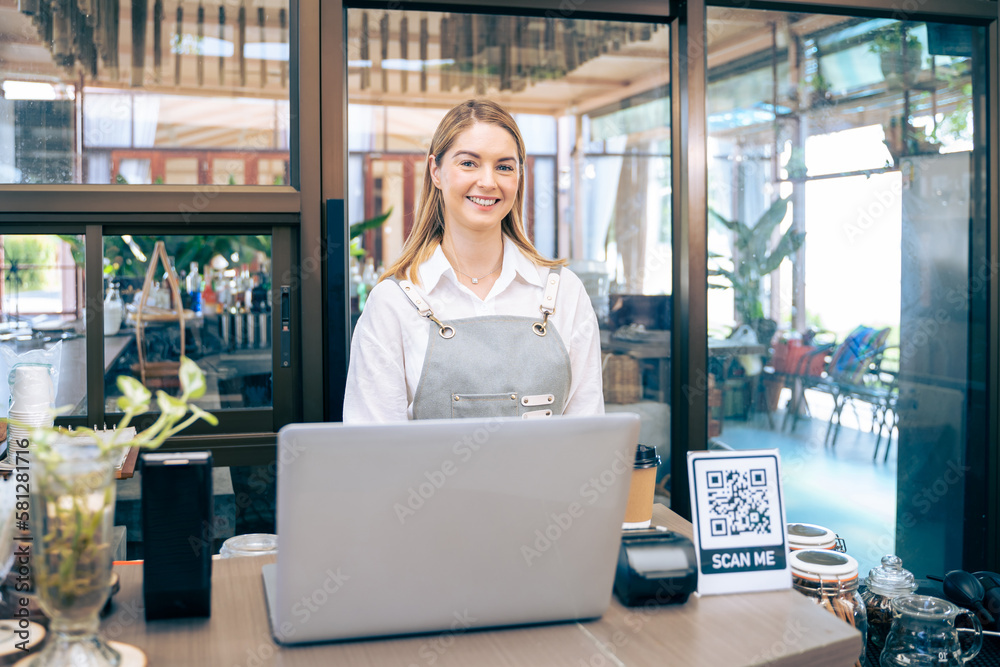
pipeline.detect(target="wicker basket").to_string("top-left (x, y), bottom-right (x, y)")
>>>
top-left (602, 353), bottom-right (641, 404)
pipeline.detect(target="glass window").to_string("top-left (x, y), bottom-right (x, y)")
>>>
top-left (0, 0), bottom-right (291, 185)
top-left (706, 9), bottom-right (985, 578)
top-left (0, 234), bottom-right (86, 416)
top-left (103, 234), bottom-right (272, 413)
top-left (346, 11), bottom-right (671, 463)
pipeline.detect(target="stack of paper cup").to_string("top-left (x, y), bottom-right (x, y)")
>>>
top-left (7, 363), bottom-right (55, 453)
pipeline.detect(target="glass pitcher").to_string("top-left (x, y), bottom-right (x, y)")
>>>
top-left (880, 594), bottom-right (982, 666)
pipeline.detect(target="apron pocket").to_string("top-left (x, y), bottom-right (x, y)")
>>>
top-left (451, 393), bottom-right (519, 419)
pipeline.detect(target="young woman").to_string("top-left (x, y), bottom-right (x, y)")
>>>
top-left (343, 99), bottom-right (604, 422)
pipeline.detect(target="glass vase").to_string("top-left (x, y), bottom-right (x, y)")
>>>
top-left (30, 442), bottom-right (120, 667)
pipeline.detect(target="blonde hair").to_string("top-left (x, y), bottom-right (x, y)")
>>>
top-left (382, 99), bottom-right (564, 284)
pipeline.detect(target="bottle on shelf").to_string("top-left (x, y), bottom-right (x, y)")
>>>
top-left (104, 282), bottom-right (123, 336)
top-left (359, 257), bottom-right (378, 311)
top-left (240, 264), bottom-right (253, 312)
top-left (186, 261), bottom-right (203, 315)
top-left (162, 257), bottom-right (179, 310)
top-left (349, 256), bottom-right (362, 312)
top-left (202, 267), bottom-right (217, 312)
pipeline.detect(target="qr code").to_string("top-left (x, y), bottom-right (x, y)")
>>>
top-left (705, 469), bottom-right (770, 537)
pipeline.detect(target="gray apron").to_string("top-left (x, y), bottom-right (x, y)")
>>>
top-left (395, 269), bottom-right (572, 420)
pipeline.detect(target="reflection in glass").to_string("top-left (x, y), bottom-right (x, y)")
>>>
top-left (346, 8), bottom-right (672, 495)
top-left (0, 0), bottom-right (291, 185)
top-left (705, 10), bottom-right (983, 578)
top-left (347, 9), bottom-right (672, 470)
top-left (103, 234), bottom-right (272, 412)
top-left (0, 234), bottom-right (86, 416)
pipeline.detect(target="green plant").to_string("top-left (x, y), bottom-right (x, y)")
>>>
top-left (868, 24), bottom-right (922, 55)
top-left (173, 235), bottom-right (271, 272)
top-left (349, 207), bottom-right (393, 257)
top-left (33, 356), bottom-right (217, 462)
top-left (869, 24), bottom-right (924, 90)
top-left (20, 358), bottom-right (216, 658)
top-left (3, 236), bottom-right (59, 291)
top-left (708, 196), bottom-right (805, 324)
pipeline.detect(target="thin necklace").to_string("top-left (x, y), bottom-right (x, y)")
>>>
top-left (454, 252), bottom-right (503, 285)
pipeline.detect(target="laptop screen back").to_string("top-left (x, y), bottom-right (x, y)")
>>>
top-left (265, 413), bottom-right (641, 644)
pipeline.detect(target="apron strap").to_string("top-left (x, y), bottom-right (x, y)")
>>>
top-left (533, 268), bottom-right (562, 337)
top-left (393, 278), bottom-right (455, 339)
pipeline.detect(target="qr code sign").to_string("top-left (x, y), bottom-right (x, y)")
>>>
top-left (691, 454), bottom-right (784, 550)
top-left (706, 469), bottom-right (770, 537)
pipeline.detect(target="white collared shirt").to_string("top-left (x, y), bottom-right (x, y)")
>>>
top-left (343, 237), bottom-right (605, 422)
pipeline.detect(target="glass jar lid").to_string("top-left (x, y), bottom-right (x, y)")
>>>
top-left (219, 533), bottom-right (278, 558)
top-left (865, 554), bottom-right (917, 596)
top-left (890, 594), bottom-right (962, 620)
top-left (787, 522), bottom-right (838, 548)
top-left (789, 548), bottom-right (859, 582)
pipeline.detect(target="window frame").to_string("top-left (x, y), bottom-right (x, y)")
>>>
top-left (0, 0), bottom-right (322, 463)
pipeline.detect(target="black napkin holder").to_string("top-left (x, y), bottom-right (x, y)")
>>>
top-left (614, 527), bottom-right (698, 607)
top-left (141, 451), bottom-right (213, 620)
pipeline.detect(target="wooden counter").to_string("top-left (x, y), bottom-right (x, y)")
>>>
top-left (101, 505), bottom-right (861, 666)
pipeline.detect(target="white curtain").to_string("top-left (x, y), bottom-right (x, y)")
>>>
top-left (83, 92), bottom-right (160, 184)
top-left (585, 135), bottom-right (627, 262)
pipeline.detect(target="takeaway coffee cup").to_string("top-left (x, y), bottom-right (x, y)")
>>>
top-left (623, 444), bottom-right (661, 529)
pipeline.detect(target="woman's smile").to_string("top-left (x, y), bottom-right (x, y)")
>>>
top-left (468, 195), bottom-right (500, 208)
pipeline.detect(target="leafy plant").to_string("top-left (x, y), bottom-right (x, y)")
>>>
top-left (24, 358), bottom-right (217, 610)
top-left (868, 24), bottom-right (922, 56)
top-left (869, 24), bottom-right (924, 89)
top-left (173, 235), bottom-right (271, 271)
top-left (33, 356), bottom-right (217, 461)
top-left (3, 236), bottom-right (59, 291)
top-left (708, 196), bottom-right (805, 324)
top-left (349, 207), bottom-right (393, 257)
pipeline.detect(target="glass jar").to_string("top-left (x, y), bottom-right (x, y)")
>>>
top-left (861, 554), bottom-right (917, 652)
top-left (787, 522), bottom-right (846, 551)
top-left (220, 533), bottom-right (278, 558)
top-left (30, 441), bottom-right (120, 666)
top-left (790, 549), bottom-right (869, 667)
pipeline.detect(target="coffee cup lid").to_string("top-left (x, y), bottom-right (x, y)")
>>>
top-left (634, 444), bottom-right (661, 469)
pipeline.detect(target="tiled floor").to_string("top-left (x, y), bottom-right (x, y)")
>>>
top-left (716, 386), bottom-right (897, 578)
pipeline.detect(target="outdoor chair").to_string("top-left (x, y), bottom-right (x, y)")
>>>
top-left (782, 326), bottom-right (892, 445)
top-left (777, 332), bottom-right (838, 433)
top-left (758, 329), bottom-right (834, 429)
top-left (826, 342), bottom-right (899, 458)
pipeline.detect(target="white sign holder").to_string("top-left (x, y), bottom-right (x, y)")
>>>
top-left (687, 449), bottom-right (791, 596)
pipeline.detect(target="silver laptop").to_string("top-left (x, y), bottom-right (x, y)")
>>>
top-left (262, 413), bottom-right (641, 645)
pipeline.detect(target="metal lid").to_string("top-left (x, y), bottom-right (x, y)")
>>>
top-left (789, 549), bottom-right (859, 582)
top-left (865, 554), bottom-right (917, 597)
top-left (787, 522), bottom-right (837, 548)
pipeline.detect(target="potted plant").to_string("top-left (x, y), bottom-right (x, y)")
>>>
top-left (708, 195), bottom-right (805, 336)
top-left (13, 357), bottom-right (216, 666)
top-left (709, 196), bottom-right (806, 414)
top-left (869, 24), bottom-right (923, 90)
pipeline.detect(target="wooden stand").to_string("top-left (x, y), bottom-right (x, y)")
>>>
top-left (131, 241), bottom-right (186, 387)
